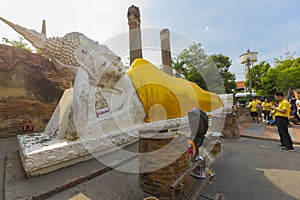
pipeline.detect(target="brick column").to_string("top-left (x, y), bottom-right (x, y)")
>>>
top-left (139, 128), bottom-right (191, 199)
top-left (210, 113), bottom-right (240, 139)
top-left (41, 19), bottom-right (46, 36)
top-left (238, 106), bottom-right (251, 124)
top-left (128, 5), bottom-right (143, 65)
top-left (160, 29), bottom-right (173, 76)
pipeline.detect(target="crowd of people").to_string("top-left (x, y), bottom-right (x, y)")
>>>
top-left (246, 92), bottom-right (300, 152)
top-left (246, 94), bottom-right (300, 126)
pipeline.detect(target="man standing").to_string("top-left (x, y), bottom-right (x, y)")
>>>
top-left (270, 92), bottom-right (295, 152)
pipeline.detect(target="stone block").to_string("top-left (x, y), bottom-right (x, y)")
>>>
top-left (211, 114), bottom-right (240, 139)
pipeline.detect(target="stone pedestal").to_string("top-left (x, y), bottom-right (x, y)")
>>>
top-left (211, 113), bottom-right (240, 139)
top-left (237, 106), bottom-right (251, 124)
top-left (139, 128), bottom-right (191, 199)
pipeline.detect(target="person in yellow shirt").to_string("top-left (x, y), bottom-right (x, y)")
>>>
top-left (262, 98), bottom-right (272, 121)
top-left (247, 98), bottom-right (259, 122)
top-left (270, 92), bottom-right (294, 151)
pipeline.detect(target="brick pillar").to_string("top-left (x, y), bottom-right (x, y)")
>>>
top-left (238, 106), bottom-right (251, 124)
top-left (160, 29), bottom-right (173, 76)
top-left (128, 5), bottom-right (143, 65)
top-left (211, 113), bottom-right (240, 139)
top-left (139, 128), bottom-right (191, 199)
top-left (41, 19), bottom-right (46, 36)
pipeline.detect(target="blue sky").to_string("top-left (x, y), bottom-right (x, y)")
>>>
top-left (1, 0), bottom-right (299, 81)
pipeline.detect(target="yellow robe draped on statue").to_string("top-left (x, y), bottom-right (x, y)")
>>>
top-left (126, 58), bottom-right (223, 122)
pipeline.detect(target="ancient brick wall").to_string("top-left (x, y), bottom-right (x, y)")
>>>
top-left (0, 45), bottom-right (70, 137)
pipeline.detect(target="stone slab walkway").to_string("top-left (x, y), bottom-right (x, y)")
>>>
top-left (4, 143), bottom-right (139, 200)
top-left (240, 121), bottom-right (300, 144)
top-left (2, 121), bottom-right (300, 199)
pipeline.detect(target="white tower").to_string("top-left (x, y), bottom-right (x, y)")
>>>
top-left (240, 49), bottom-right (258, 96)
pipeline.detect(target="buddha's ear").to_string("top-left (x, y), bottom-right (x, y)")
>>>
top-left (93, 55), bottom-right (107, 68)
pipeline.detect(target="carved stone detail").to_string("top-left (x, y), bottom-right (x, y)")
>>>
top-left (18, 117), bottom-right (189, 175)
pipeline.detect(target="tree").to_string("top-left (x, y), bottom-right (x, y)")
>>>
top-left (209, 54), bottom-right (236, 93)
top-left (173, 42), bottom-right (208, 90)
top-left (173, 43), bottom-right (235, 93)
top-left (261, 67), bottom-right (278, 95)
top-left (259, 56), bottom-right (300, 95)
top-left (291, 57), bottom-right (300, 68)
top-left (277, 67), bottom-right (300, 91)
top-left (246, 61), bottom-right (271, 95)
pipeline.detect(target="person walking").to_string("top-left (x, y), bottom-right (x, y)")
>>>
top-left (270, 92), bottom-right (295, 152)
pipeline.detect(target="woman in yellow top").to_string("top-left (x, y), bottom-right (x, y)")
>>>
top-left (270, 92), bottom-right (294, 151)
top-left (262, 98), bottom-right (272, 121)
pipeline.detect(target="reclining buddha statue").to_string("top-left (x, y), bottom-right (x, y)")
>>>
top-left (0, 16), bottom-right (223, 176)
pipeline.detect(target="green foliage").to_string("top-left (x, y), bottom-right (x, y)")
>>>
top-left (2, 36), bottom-right (33, 52)
top-left (173, 43), bottom-right (235, 94)
top-left (209, 54), bottom-right (236, 93)
top-left (256, 56), bottom-right (300, 95)
top-left (272, 57), bottom-right (300, 92)
top-left (291, 57), bottom-right (300, 68)
top-left (173, 42), bottom-right (208, 90)
top-left (261, 67), bottom-right (278, 95)
top-left (277, 67), bottom-right (300, 91)
top-left (246, 61), bottom-right (271, 95)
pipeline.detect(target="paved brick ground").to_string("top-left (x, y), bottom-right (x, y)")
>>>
top-left (240, 121), bottom-right (300, 144)
top-left (2, 121), bottom-right (300, 200)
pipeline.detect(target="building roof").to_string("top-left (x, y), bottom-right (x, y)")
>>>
top-left (236, 81), bottom-right (245, 89)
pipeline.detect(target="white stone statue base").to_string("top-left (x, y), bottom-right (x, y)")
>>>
top-left (17, 130), bottom-right (135, 176)
top-left (17, 118), bottom-right (190, 177)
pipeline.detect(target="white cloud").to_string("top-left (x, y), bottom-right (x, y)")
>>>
top-left (203, 26), bottom-right (211, 32)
